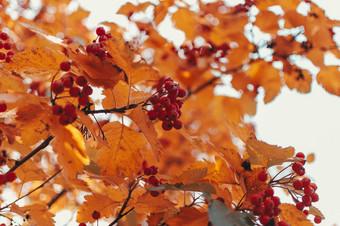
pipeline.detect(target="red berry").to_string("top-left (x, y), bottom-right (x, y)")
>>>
top-left (0, 42), bottom-right (3, 49)
top-left (163, 77), bottom-right (173, 83)
top-left (304, 185), bottom-right (314, 196)
top-left (159, 97), bottom-right (170, 106)
top-left (164, 81), bottom-right (174, 90)
top-left (52, 105), bottom-right (64, 115)
top-left (273, 206), bottom-right (281, 216)
top-left (150, 95), bottom-right (159, 104)
top-left (301, 177), bottom-right (310, 187)
top-left (314, 216), bottom-right (322, 224)
top-left (250, 194), bottom-right (262, 205)
top-left (4, 42), bottom-right (11, 50)
top-left (148, 110), bottom-right (158, 120)
top-left (7, 51), bottom-right (14, 57)
top-left (167, 111), bottom-right (178, 121)
top-left (162, 120), bottom-right (173, 131)
top-left (5, 171), bottom-right (17, 182)
top-left (69, 86), bottom-right (81, 97)
top-left (264, 199), bottom-right (274, 210)
top-left (148, 176), bottom-right (159, 186)
top-left (310, 183), bottom-right (317, 191)
top-left (78, 95), bottom-right (90, 106)
top-left (272, 196), bottom-right (280, 207)
top-left (86, 43), bottom-right (98, 54)
top-left (157, 110), bottom-right (167, 120)
top-left (295, 202), bottom-right (304, 210)
top-left (293, 179), bottom-right (303, 190)
top-left (253, 205), bottom-right (264, 216)
top-left (150, 191), bottom-right (159, 197)
top-left (295, 152), bottom-right (305, 159)
top-left (5, 56), bottom-right (12, 63)
top-left (264, 187), bottom-right (274, 197)
top-left (0, 174), bottom-right (5, 184)
top-left (0, 32), bottom-right (8, 41)
top-left (292, 162), bottom-right (303, 173)
top-left (79, 223), bottom-right (86, 226)
top-left (259, 214), bottom-right (270, 225)
top-left (51, 81), bottom-right (64, 94)
top-left (105, 33), bottom-right (112, 39)
top-left (277, 221), bottom-right (290, 226)
top-left (149, 165), bottom-right (158, 175)
top-left (76, 76), bottom-right (88, 87)
top-left (178, 87), bottom-right (187, 98)
top-left (0, 52), bottom-right (5, 60)
top-left (258, 170), bottom-right (268, 182)
top-left (303, 209), bottom-right (309, 215)
top-left (144, 167), bottom-right (152, 176)
top-left (154, 103), bottom-right (163, 111)
top-left (60, 61), bottom-right (71, 71)
top-left (59, 114), bottom-right (71, 125)
top-left (98, 35), bottom-right (107, 43)
top-left (62, 76), bottom-right (74, 88)
top-left (96, 27), bottom-right (106, 36)
top-left (92, 210), bottom-right (101, 220)
top-left (0, 103), bottom-right (7, 112)
top-left (296, 167), bottom-right (305, 176)
top-left (302, 195), bottom-right (312, 206)
top-left (82, 85), bottom-right (93, 95)
top-left (166, 104), bottom-right (176, 111)
top-left (311, 193), bottom-right (319, 202)
top-left (64, 104), bottom-right (76, 115)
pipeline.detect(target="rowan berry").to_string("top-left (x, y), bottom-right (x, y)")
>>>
top-left (64, 104), bottom-right (76, 115)
top-left (272, 196), bottom-right (280, 207)
top-left (98, 35), bottom-right (107, 43)
top-left (259, 214), bottom-right (270, 225)
top-left (273, 206), bottom-right (281, 216)
top-left (164, 81), bottom-right (174, 90)
top-left (148, 176), bottom-right (159, 186)
top-left (178, 87), bottom-right (187, 98)
top-left (314, 216), bottom-right (322, 224)
top-left (292, 162), bottom-right (303, 173)
top-left (251, 194), bottom-right (262, 205)
top-left (69, 87), bottom-right (81, 97)
top-left (301, 177), bottom-right (310, 187)
top-left (4, 42), bottom-right (11, 50)
top-left (150, 95), bottom-right (159, 104)
top-left (51, 81), bottom-right (64, 94)
top-left (157, 110), bottom-right (167, 120)
top-left (154, 103), bottom-right (163, 111)
top-left (0, 32), bottom-right (8, 41)
top-left (60, 61), bottom-right (71, 71)
top-left (62, 76), bottom-right (74, 88)
top-left (277, 221), bottom-right (290, 226)
top-left (0, 174), bottom-right (6, 184)
top-left (92, 210), bottom-right (101, 220)
top-left (0, 42), bottom-right (3, 49)
top-left (295, 152), bottom-right (305, 159)
top-left (253, 205), bottom-right (264, 216)
top-left (96, 27), bottom-right (106, 36)
top-left (148, 110), bottom-right (158, 120)
top-left (0, 52), bottom-right (5, 60)
top-left (82, 85), bottom-right (93, 95)
top-left (79, 223), bottom-right (86, 226)
top-left (296, 167), bottom-right (305, 176)
top-left (302, 195), bottom-right (311, 206)
top-left (78, 95), bottom-right (90, 106)
top-left (144, 167), bottom-right (152, 176)
top-left (311, 193), bottom-right (319, 202)
top-left (52, 105), bottom-right (64, 115)
top-left (159, 97), bottom-right (170, 106)
top-left (264, 187), bottom-right (274, 197)
top-left (150, 191), bottom-right (159, 197)
top-left (105, 33), bottom-right (112, 39)
top-left (7, 51), bottom-right (14, 57)
top-left (5, 171), bottom-right (17, 182)
top-left (5, 56), bottom-right (12, 63)
top-left (76, 76), bottom-right (88, 87)
top-left (257, 170), bottom-right (268, 182)
top-left (166, 104), bottom-right (176, 111)
top-left (310, 183), bottom-right (317, 191)
top-left (162, 120), bottom-right (173, 131)
top-left (86, 43), bottom-right (98, 54)
top-left (167, 111), bottom-right (178, 121)
top-left (149, 165), bottom-right (158, 175)
top-left (295, 202), bottom-right (304, 210)
top-left (293, 179), bottom-right (303, 190)
top-left (0, 103), bottom-right (7, 112)
top-left (304, 185), bottom-right (314, 196)
top-left (303, 209), bottom-right (309, 215)
top-left (59, 114), bottom-right (71, 125)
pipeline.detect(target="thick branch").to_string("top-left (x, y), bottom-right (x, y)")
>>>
top-left (8, 135), bottom-right (54, 173)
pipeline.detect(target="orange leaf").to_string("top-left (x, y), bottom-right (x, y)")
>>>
top-left (14, 159), bottom-right (46, 182)
top-left (134, 192), bottom-right (176, 213)
top-left (11, 203), bottom-right (55, 226)
top-left (306, 153), bottom-right (315, 163)
top-left (280, 203), bottom-right (313, 225)
top-left (128, 106), bottom-right (162, 160)
top-left (170, 167), bottom-right (208, 184)
top-left (215, 147), bottom-right (244, 173)
top-left (165, 207), bottom-right (209, 226)
top-left (317, 66), bottom-right (340, 96)
top-left (254, 10), bottom-right (280, 34)
top-left (117, 2), bottom-right (152, 17)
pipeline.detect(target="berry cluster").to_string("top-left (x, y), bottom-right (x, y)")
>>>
top-left (0, 32), bottom-right (14, 63)
top-left (148, 78), bottom-right (186, 131)
top-left (0, 171), bottom-right (17, 185)
top-left (85, 27), bottom-right (113, 60)
top-left (141, 162), bottom-right (164, 197)
top-left (235, 0), bottom-right (255, 13)
top-left (175, 41), bottom-right (230, 66)
top-left (51, 61), bottom-right (93, 125)
top-left (251, 188), bottom-right (289, 226)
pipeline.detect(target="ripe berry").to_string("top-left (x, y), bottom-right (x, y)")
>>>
top-left (82, 85), bottom-right (93, 95)
top-left (148, 176), bottom-right (159, 186)
top-left (98, 35), bottom-right (107, 43)
top-left (158, 110), bottom-right (167, 120)
top-left (148, 110), bottom-right (158, 121)
top-left (295, 202), bottom-right (304, 210)
top-left (253, 205), bottom-right (264, 216)
top-left (79, 223), bottom-right (86, 226)
top-left (264, 187), bottom-right (274, 197)
top-left (0, 103), bottom-right (7, 112)
top-left (296, 167), bottom-right (305, 176)
top-left (302, 195), bottom-right (311, 206)
top-left (62, 76), bottom-right (74, 88)
top-left (304, 185), bottom-right (314, 196)
top-left (173, 120), bottom-right (183, 130)
top-left (250, 194), bottom-right (262, 205)
top-left (310, 183), bottom-right (317, 191)
top-left (154, 103), bottom-right (163, 111)
top-left (64, 104), bottom-right (76, 116)
top-left (277, 221), bottom-right (290, 226)
top-left (69, 86), bottom-right (81, 97)
top-left (166, 104), bottom-right (176, 111)
top-left (96, 27), bottom-right (106, 36)
top-left (7, 51), bottom-right (14, 57)
top-left (52, 105), bottom-right (64, 115)
top-left (51, 81), bottom-right (64, 94)
top-left (273, 206), bottom-right (281, 216)
top-left (259, 214), bottom-right (270, 225)
top-left (150, 95), bottom-right (159, 104)
top-left (264, 199), bottom-right (274, 210)
top-left (159, 97), bottom-right (170, 106)
top-left (0, 52), bottom-right (5, 60)
top-left (5, 171), bottom-right (17, 182)
top-left (78, 95), bottom-right (90, 106)
top-left (167, 111), bottom-right (178, 121)
top-left (150, 191), bottom-right (159, 197)
top-left (301, 177), bottom-right (310, 187)
top-left (92, 210), bottom-right (101, 220)
top-left (314, 216), bottom-right (322, 224)
top-left (164, 81), bottom-right (174, 90)
top-left (60, 61), bottom-right (71, 71)
top-left (311, 193), bottom-right (319, 202)
top-left (164, 77), bottom-right (173, 83)
top-left (303, 209), bottom-right (309, 215)
top-left (59, 114), bottom-right (71, 125)
top-left (76, 76), bottom-right (88, 87)
top-left (0, 174), bottom-right (5, 184)
top-left (5, 56), bottom-right (12, 63)
top-left (258, 170), bottom-right (268, 182)
top-left (295, 152), bottom-right (305, 159)
top-left (4, 42), bottom-right (11, 50)
top-left (0, 32), bottom-right (8, 41)
top-left (178, 87), bottom-right (187, 98)
top-left (144, 167), bottom-right (152, 176)
top-left (292, 162), bottom-right (303, 173)
top-left (86, 43), bottom-right (98, 54)
top-left (272, 196), bottom-right (280, 207)
top-left (293, 179), bottom-right (303, 190)
top-left (162, 120), bottom-right (173, 131)
top-left (149, 165), bottom-right (158, 175)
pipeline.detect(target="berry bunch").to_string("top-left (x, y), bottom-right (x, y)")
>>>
top-left (141, 162), bottom-right (164, 197)
top-left (0, 171), bottom-right (17, 185)
top-left (148, 78), bottom-right (186, 131)
top-left (0, 32), bottom-right (14, 63)
top-left (85, 27), bottom-right (113, 60)
top-left (251, 188), bottom-right (289, 226)
top-left (51, 62), bottom-right (93, 125)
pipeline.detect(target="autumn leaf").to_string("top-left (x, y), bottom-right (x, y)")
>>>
top-left (309, 206), bottom-right (325, 220)
top-left (11, 203), bottom-right (55, 226)
top-left (148, 182), bottom-right (216, 194)
top-left (165, 207), bottom-right (209, 226)
top-left (170, 167), bottom-right (208, 184)
top-left (316, 66), bottom-right (340, 96)
top-left (134, 192), bottom-right (176, 213)
top-left (280, 203), bottom-right (313, 225)
top-left (13, 159), bottom-right (46, 182)
top-left (215, 147), bottom-right (244, 173)
top-left (117, 2), bottom-right (152, 17)
top-left (254, 10), bottom-right (280, 34)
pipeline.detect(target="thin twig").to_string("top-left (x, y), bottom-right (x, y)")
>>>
top-left (0, 169), bottom-right (62, 211)
top-left (85, 103), bottom-right (140, 115)
top-left (47, 188), bottom-right (66, 208)
top-left (8, 136), bottom-right (54, 173)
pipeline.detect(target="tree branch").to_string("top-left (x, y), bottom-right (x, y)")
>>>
top-left (47, 188), bottom-right (66, 208)
top-left (8, 135), bottom-right (54, 173)
top-left (85, 103), bottom-right (139, 115)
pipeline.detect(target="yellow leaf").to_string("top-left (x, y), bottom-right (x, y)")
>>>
top-left (283, 64), bottom-right (312, 94)
top-left (246, 137), bottom-right (295, 168)
top-left (317, 66), bottom-right (340, 96)
top-left (128, 106), bottom-right (162, 160)
top-left (0, 69), bottom-right (26, 93)
top-left (10, 203), bottom-right (55, 226)
top-left (3, 47), bottom-right (66, 79)
top-left (170, 167), bottom-right (208, 184)
top-left (77, 193), bottom-right (121, 223)
top-left (97, 121), bottom-right (147, 178)
top-left (49, 118), bottom-right (89, 179)
top-left (280, 203), bottom-right (313, 225)
top-left (117, 2), bottom-right (152, 17)
top-left (215, 147), bottom-right (244, 173)
top-left (14, 159), bottom-right (46, 182)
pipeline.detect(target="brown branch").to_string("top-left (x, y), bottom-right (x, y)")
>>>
top-left (0, 169), bottom-right (62, 211)
top-left (8, 135), bottom-right (54, 173)
top-left (47, 188), bottom-right (66, 208)
top-left (85, 103), bottom-right (140, 115)
top-left (108, 180), bottom-right (139, 226)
